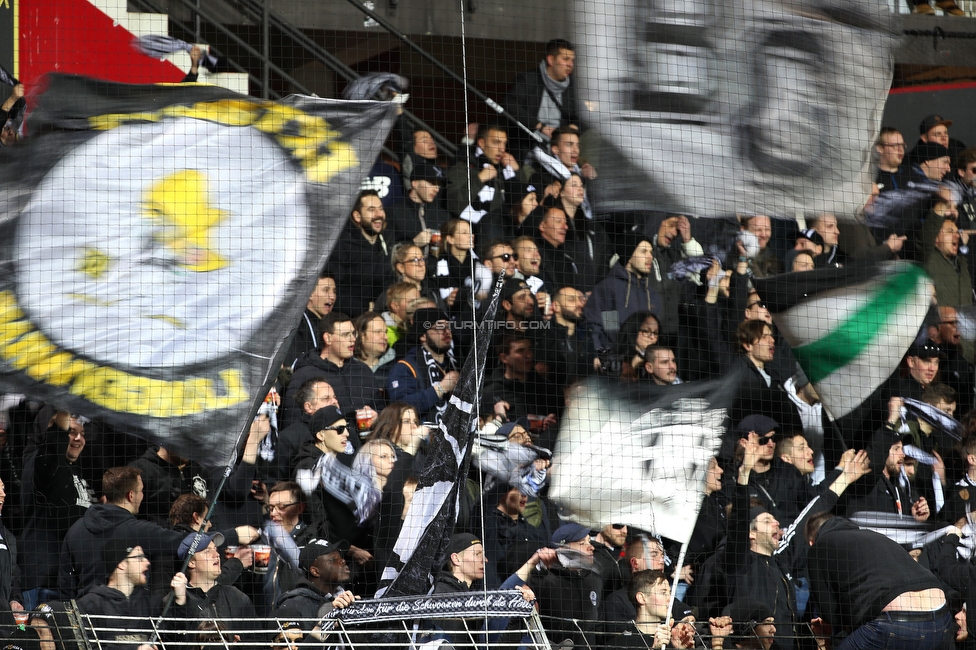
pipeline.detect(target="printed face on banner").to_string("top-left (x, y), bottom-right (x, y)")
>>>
top-left (575, 0), bottom-right (896, 217)
top-left (14, 118), bottom-right (309, 370)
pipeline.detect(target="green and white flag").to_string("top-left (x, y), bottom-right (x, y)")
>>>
top-left (754, 261), bottom-right (932, 420)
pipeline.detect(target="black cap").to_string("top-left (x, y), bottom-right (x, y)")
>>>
top-left (411, 161), bottom-right (446, 185)
top-left (797, 228), bottom-right (825, 248)
top-left (909, 142), bottom-right (951, 165)
top-left (734, 414), bottom-right (779, 437)
top-left (308, 405), bottom-right (345, 434)
top-left (908, 339), bottom-right (945, 360)
top-left (501, 278), bottom-right (531, 303)
top-left (919, 113), bottom-right (953, 135)
top-left (447, 533), bottom-right (482, 557)
top-left (617, 230), bottom-right (654, 264)
top-left (722, 599), bottom-right (775, 638)
top-left (299, 538), bottom-right (349, 573)
top-left (102, 537), bottom-right (137, 580)
top-left (411, 307), bottom-right (450, 338)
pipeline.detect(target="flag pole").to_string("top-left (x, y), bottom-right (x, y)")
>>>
top-left (667, 541), bottom-right (689, 625)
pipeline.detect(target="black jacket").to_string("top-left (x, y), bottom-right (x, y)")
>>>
top-left (528, 563), bottom-right (602, 648)
top-left (129, 449), bottom-right (209, 526)
top-left (504, 66), bottom-right (581, 163)
top-left (58, 503), bottom-right (185, 599)
top-left (718, 483), bottom-right (839, 650)
top-left (386, 195), bottom-right (451, 245)
top-left (20, 425), bottom-right (95, 591)
top-left (76, 585), bottom-right (181, 650)
top-left (325, 221), bottom-right (395, 318)
top-left (272, 578), bottom-right (337, 623)
top-left (808, 516), bottom-right (945, 635)
top-left (283, 353), bottom-right (381, 431)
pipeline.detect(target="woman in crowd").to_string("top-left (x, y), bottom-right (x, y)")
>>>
top-left (353, 311), bottom-right (396, 388)
top-left (614, 311), bottom-right (660, 380)
top-left (506, 181), bottom-right (540, 238)
top-left (431, 218), bottom-right (476, 315)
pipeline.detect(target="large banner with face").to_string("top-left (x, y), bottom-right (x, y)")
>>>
top-left (0, 74), bottom-right (396, 466)
top-left (576, 0), bottom-right (898, 218)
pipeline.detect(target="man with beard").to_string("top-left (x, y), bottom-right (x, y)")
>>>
top-left (386, 161), bottom-right (450, 249)
top-left (583, 233), bottom-right (663, 351)
top-left (846, 399), bottom-right (931, 523)
top-left (537, 285), bottom-right (595, 388)
top-left (446, 124), bottom-right (519, 240)
top-left (271, 539), bottom-right (356, 625)
top-left (643, 346), bottom-right (681, 386)
top-left (528, 523), bottom-right (603, 649)
top-left (386, 309), bottom-right (460, 425)
top-left (326, 190), bottom-right (395, 317)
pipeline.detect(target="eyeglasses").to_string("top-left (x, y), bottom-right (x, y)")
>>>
top-left (638, 328), bottom-right (658, 336)
top-left (404, 257), bottom-right (426, 265)
top-left (323, 425), bottom-right (349, 435)
top-left (492, 253), bottom-right (518, 262)
top-left (611, 524), bottom-right (627, 530)
top-left (747, 301), bottom-right (767, 310)
top-left (269, 502), bottom-right (300, 513)
top-left (758, 434), bottom-right (776, 445)
top-left (333, 331), bottom-right (357, 339)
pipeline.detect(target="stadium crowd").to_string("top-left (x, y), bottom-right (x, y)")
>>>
top-left (2, 36), bottom-right (976, 650)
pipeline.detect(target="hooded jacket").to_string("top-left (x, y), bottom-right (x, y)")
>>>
top-left (58, 503), bottom-right (185, 599)
top-left (923, 213), bottom-right (974, 308)
top-left (528, 561), bottom-right (603, 648)
top-left (583, 263), bottom-right (664, 351)
top-left (76, 584), bottom-right (182, 650)
top-left (271, 577), bottom-right (337, 624)
top-left (283, 352), bottom-right (381, 432)
top-left (129, 449), bottom-right (209, 526)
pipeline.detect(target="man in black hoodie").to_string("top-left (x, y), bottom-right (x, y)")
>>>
top-left (59, 466), bottom-right (257, 599)
top-left (76, 537), bottom-right (187, 650)
top-left (272, 538), bottom-right (356, 625)
top-left (806, 511), bottom-right (952, 649)
top-left (282, 312), bottom-right (380, 434)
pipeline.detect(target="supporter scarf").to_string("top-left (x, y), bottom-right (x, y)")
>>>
top-left (295, 453), bottom-right (381, 525)
top-left (529, 146), bottom-right (593, 220)
top-left (422, 346), bottom-right (456, 423)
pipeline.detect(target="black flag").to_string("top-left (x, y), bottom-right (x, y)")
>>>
top-left (376, 273), bottom-right (505, 598)
top-left (0, 74), bottom-right (396, 466)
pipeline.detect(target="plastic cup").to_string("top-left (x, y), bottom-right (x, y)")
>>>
top-left (252, 544), bottom-right (271, 573)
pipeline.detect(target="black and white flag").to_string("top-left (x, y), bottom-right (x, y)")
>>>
top-left (0, 74), bottom-right (396, 466)
top-left (549, 377), bottom-right (736, 543)
top-left (376, 274), bottom-right (504, 598)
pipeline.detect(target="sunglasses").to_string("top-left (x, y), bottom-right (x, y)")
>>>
top-left (757, 434), bottom-right (776, 445)
top-left (322, 425), bottom-right (348, 435)
top-left (492, 253), bottom-right (519, 262)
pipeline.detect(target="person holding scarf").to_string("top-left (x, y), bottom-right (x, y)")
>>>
top-left (385, 309), bottom-right (460, 426)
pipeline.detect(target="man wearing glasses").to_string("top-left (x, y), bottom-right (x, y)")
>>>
top-left (283, 312), bottom-right (380, 435)
top-left (874, 127), bottom-right (911, 193)
top-left (77, 538), bottom-right (185, 650)
top-left (386, 161), bottom-right (449, 250)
